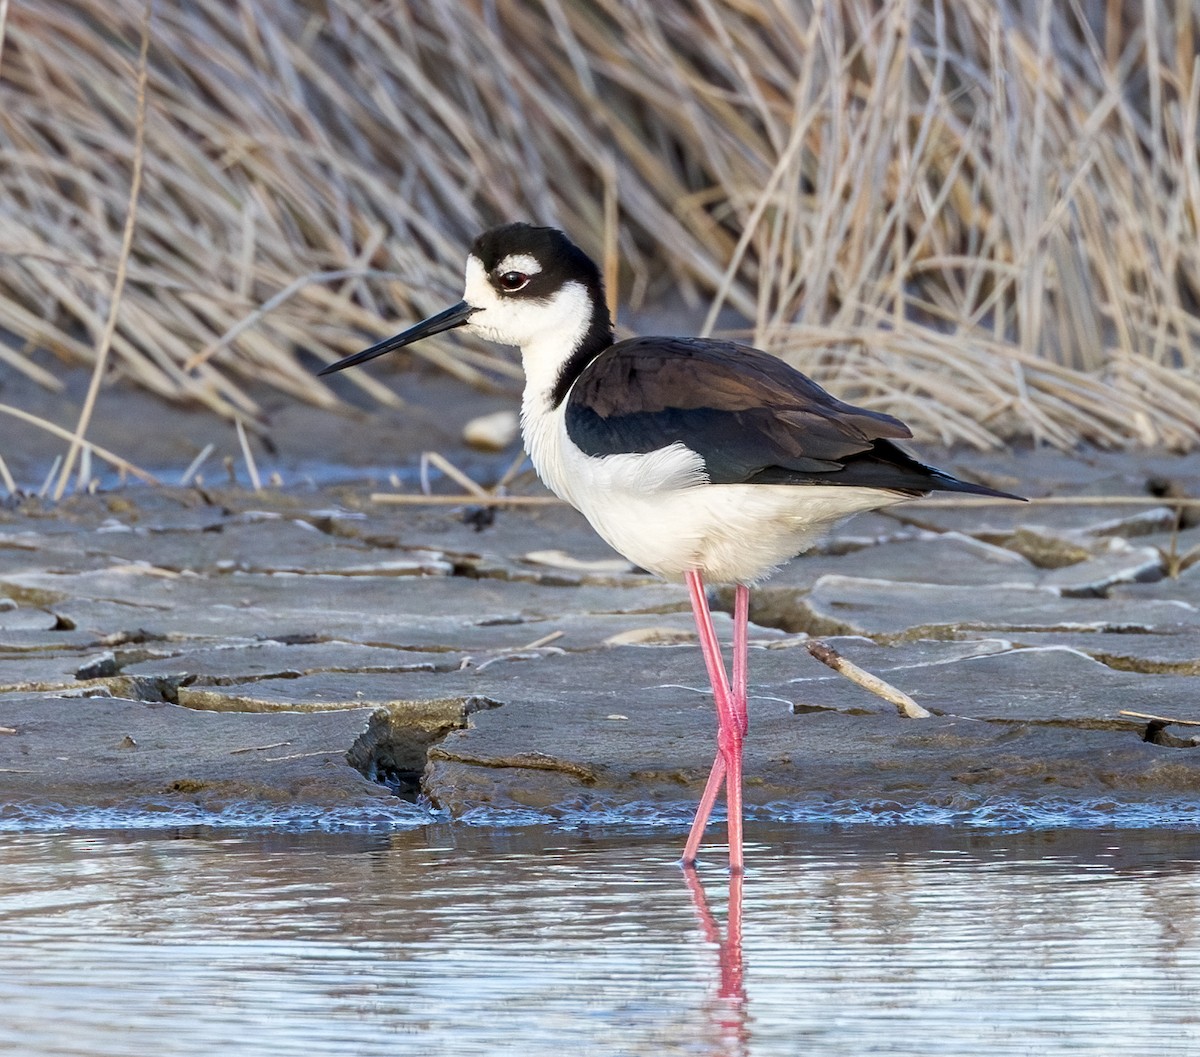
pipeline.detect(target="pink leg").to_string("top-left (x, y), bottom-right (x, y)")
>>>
top-left (683, 569), bottom-right (730, 864)
top-left (732, 584), bottom-right (749, 737)
top-left (720, 584), bottom-right (750, 870)
top-left (682, 570), bottom-right (745, 873)
top-left (721, 713), bottom-right (745, 874)
top-left (683, 754), bottom-right (725, 865)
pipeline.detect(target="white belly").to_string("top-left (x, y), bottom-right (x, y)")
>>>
top-left (523, 408), bottom-right (911, 584)
top-left (581, 479), bottom-right (907, 583)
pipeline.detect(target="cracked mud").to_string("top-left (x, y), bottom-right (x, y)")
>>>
top-left (1, 445), bottom-right (1199, 828)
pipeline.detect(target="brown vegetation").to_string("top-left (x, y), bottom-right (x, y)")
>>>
top-left (0, 0), bottom-right (1197, 456)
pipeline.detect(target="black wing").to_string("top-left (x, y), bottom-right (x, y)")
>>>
top-left (564, 337), bottom-right (1018, 498)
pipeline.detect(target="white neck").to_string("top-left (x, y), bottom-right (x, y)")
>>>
top-left (458, 256), bottom-right (603, 502)
top-left (515, 282), bottom-right (593, 415)
top-left (515, 286), bottom-right (596, 506)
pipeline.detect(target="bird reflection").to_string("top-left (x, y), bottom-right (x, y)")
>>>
top-left (683, 864), bottom-right (748, 1052)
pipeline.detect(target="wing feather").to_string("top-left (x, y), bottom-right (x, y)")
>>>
top-left (565, 337), bottom-right (916, 484)
top-left (563, 337), bottom-right (1020, 498)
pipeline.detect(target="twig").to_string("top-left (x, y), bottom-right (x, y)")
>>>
top-left (370, 493), bottom-right (561, 506)
top-left (907, 495), bottom-right (1200, 508)
top-left (420, 450), bottom-right (488, 497)
top-left (53, 0), bottom-right (153, 501)
top-left (495, 447), bottom-right (532, 490)
top-left (0, 0), bottom-right (9, 77)
top-left (179, 442), bottom-right (214, 486)
top-left (235, 418), bottom-right (261, 492)
top-left (519, 630), bottom-right (565, 649)
top-left (602, 151), bottom-right (619, 326)
top-left (182, 268), bottom-right (410, 372)
top-left (38, 456), bottom-right (62, 499)
top-left (0, 452), bottom-right (15, 496)
top-left (0, 402), bottom-right (158, 485)
top-left (229, 740), bottom-right (294, 755)
top-left (77, 445), bottom-right (92, 492)
top-left (263, 749), bottom-right (343, 761)
top-left (805, 640), bottom-right (931, 719)
top-left (1119, 710), bottom-right (1200, 728)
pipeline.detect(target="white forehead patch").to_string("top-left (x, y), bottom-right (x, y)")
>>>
top-left (463, 255), bottom-right (495, 308)
top-left (495, 253), bottom-right (542, 277)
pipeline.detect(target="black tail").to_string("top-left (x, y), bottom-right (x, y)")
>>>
top-left (744, 439), bottom-right (1026, 500)
top-left (880, 440), bottom-right (1026, 500)
top-left (923, 467), bottom-right (1025, 500)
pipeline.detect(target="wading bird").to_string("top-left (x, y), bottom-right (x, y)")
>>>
top-left (320, 223), bottom-right (1021, 872)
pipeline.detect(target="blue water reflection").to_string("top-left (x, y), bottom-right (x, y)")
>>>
top-left (1, 825), bottom-right (1197, 1056)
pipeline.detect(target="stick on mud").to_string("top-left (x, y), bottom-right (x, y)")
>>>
top-left (805, 640), bottom-right (932, 719)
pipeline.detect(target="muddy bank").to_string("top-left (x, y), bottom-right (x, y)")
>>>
top-left (1, 429), bottom-right (1199, 831)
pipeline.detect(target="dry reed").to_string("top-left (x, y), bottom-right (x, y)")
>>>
top-left (0, 0), bottom-right (1197, 458)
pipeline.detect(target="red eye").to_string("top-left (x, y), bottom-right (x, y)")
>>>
top-left (497, 271), bottom-right (530, 292)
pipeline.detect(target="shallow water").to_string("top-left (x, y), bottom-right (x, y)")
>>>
top-left (2, 824), bottom-right (1198, 1057)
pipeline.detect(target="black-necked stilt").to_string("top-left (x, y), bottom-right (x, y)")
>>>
top-left (320, 222), bottom-right (1022, 872)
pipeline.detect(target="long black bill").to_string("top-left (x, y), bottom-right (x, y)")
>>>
top-left (318, 300), bottom-right (476, 376)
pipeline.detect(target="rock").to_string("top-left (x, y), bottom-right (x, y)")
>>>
top-left (74, 652), bottom-right (120, 680)
top-left (0, 693), bottom-right (410, 821)
top-left (346, 695), bottom-right (502, 793)
top-left (122, 642), bottom-right (460, 684)
top-left (0, 606), bottom-right (60, 632)
top-left (790, 575), bottom-right (1199, 639)
top-left (1083, 508), bottom-right (1181, 539)
top-left (1038, 543), bottom-right (1164, 596)
top-left (423, 668), bottom-right (1200, 818)
top-left (176, 672), bottom-right (468, 713)
top-left (27, 517), bottom-right (452, 578)
top-left (781, 635), bottom-right (1013, 674)
top-left (738, 533), bottom-right (1042, 629)
top-left (0, 652), bottom-right (97, 693)
top-left (1004, 528), bottom-right (1095, 568)
top-left (761, 532), bottom-right (1040, 589)
top-left (462, 410), bottom-right (520, 451)
top-left (522, 549), bottom-right (638, 575)
top-left (1003, 629), bottom-right (1200, 675)
top-left (1107, 563), bottom-right (1200, 607)
top-left (43, 572), bottom-right (690, 652)
top-left (873, 646), bottom-right (1200, 726)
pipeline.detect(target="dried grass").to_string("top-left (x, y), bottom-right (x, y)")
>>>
top-left (0, 0), bottom-right (1198, 453)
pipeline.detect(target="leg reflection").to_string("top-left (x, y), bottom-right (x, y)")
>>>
top-left (682, 863), bottom-right (747, 1049)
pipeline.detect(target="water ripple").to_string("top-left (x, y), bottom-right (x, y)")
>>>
top-left (2, 826), bottom-right (1199, 1056)
top-left (4, 794), bottom-right (1200, 835)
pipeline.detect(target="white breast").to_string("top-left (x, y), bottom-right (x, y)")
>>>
top-left (521, 401), bottom-right (909, 584)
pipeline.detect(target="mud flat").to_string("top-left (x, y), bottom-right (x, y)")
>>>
top-left (2, 428), bottom-right (1199, 831)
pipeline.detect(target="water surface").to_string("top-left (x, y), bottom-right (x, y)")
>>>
top-left (2, 824), bottom-right (1197, 1056)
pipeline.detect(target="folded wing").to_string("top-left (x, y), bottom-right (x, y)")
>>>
top-left (565, 337), bottom-right (1016, 498)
